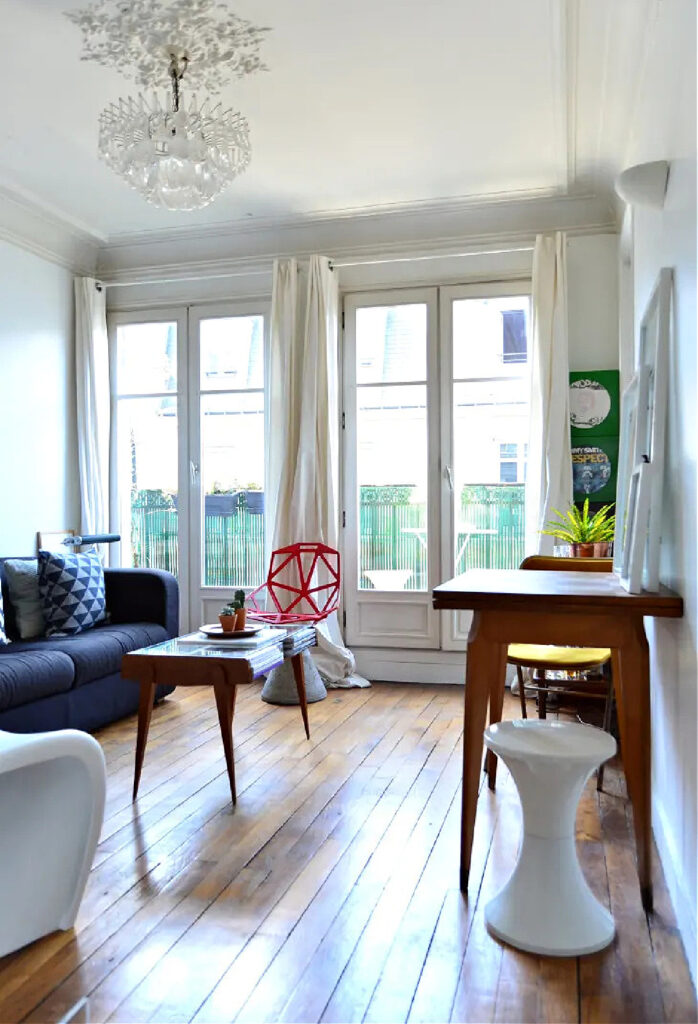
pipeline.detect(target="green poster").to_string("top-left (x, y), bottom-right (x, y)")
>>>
top-left (572, 435), bottom-right (619, 503)
top-left (569, 370), bottom-right (620, 440)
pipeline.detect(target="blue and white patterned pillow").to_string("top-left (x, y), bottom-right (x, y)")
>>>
top-left (38, 549), bottom-right (106, 636)
top-left (0, 586), bottom-right (9, 645)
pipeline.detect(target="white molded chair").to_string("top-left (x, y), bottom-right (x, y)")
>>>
top-left (483, 719), bottom-right (616, 956)
top-left (0, 729), bottom-right (106, 958)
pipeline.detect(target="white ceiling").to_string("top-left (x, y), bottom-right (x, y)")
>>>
top-left (0, 0), bottom-right (655, 243)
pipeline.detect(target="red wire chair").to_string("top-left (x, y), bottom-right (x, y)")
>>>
top-left (246, 542), bottom-right (341, 625)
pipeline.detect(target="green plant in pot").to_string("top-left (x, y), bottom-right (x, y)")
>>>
top-left (219, 590), bottom-right (247, 632)
top-left (541, 499), bottom-right (615, 557)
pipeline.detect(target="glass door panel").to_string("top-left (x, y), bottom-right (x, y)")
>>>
top-left (198, 314), bottom-right (265, 590)
top-left (112, 319), bottom-right (180, 576)
top-left (200, 391), bottom-right (265, 587)
top-left (451, 295), bottom-right (530, 574)
top-left (357, 384), bottom-right (428, 591)
top-left (344, 289), bottom-right (439, 649)
top-left (190, 306), bottom-right (268, 629)
top-left (354, 304), bottom-right (429, 593)
top-left (115, 397), bottom-right (179, 573)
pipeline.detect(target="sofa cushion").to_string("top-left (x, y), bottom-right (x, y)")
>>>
top-left (0, 588), bottom-right (8, 647)
top-left (7, 622), bottom-right (168, 687)
top-left (38, 549), bottom-right (107, 636)
top-left (3, 559), bottom-right (45, 639)
top-left (0, 650), bottom-right (75, 711)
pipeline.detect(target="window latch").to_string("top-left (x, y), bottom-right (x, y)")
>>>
top-left (444, 465), bottom-right (454, 492)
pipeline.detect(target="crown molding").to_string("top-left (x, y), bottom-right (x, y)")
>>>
top-left (103, 185), bottom-right (572, 250)
top-left (97, 189), bottom-right (617, 285)
top-left (0, 183), bottom-right (101, 275)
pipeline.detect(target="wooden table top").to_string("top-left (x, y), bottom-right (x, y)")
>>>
top-left (432, 568), bottom-right (683, 618)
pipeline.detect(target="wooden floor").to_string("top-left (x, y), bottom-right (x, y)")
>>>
top-left (0, 683), bottom-right (695, 1024)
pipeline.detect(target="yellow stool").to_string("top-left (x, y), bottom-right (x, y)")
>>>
top-left (507, 643), bottom-right (613, 790)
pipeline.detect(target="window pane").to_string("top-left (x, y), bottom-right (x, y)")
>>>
top-left (356, 305), bottom-right (426, 384)
top-left (453, 297), bottom-right (530, 380)
top-left (502, 309), bottom-right (527, 363)
top-left (357, 384), bottom-right (427, 591)
top-left (452, 377), bottom-right (527, 572)
top-left (116, 322), bottom-right (177, 394)
top-left (201, 392), bottom-right (265, 587)
top-left (200, 316), bottom-right (264, 391)
top-left (116, 398), bottom-right (178, 574)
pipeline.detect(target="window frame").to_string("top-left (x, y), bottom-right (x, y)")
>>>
top-left (188, 301), bottom-right (271, 627)
top-left (108, 300), bottom-right (270, 633)
top-left (108, 306), bottom-right (190, 628)
top-left (342, 287), bottom-right (440, 649)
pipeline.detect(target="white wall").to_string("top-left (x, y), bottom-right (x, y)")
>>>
top-left (624, 0), bottom-right (697, 984)
top-left (567, 233), bottom-right (619, 371)
top-left (0, 241), bottom-right (79, 555)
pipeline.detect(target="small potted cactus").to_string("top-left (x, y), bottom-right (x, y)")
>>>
top-left (219, 590), bottom-right (247, 632)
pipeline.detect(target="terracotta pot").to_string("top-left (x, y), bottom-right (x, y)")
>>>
top-left (236, 607), bottom-right (247, 630)
top-left (219, 613), bottom-right (238, 632)
top-left (571, 542), bottom-right (612, 558)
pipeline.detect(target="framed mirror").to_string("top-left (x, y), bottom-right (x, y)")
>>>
top-left (638, 268), bottom-right (672, 590)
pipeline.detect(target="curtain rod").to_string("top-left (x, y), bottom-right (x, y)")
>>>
top-left (100, 244), bottom-right (534, 288)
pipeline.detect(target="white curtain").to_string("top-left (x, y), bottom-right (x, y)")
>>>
top-left (267, 255), bottom-right (368, 687)
top-left (525, 233), bottom-right (573, 554)
top-left (74, 278), bottom-right (110, 545)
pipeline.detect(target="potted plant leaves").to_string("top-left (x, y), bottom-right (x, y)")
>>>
top-left (219, 590), bottom-right (247, 632)
top-left (541, 499), bottom-right (615, 557)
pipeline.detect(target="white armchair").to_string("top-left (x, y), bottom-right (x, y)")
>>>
top-left (0, 729), bottom-right (106, 958)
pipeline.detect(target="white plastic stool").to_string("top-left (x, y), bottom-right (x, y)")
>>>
top-left (483, 719), bottom-right (616, 956)
top-left (0, 729), bottom-right (106, 957)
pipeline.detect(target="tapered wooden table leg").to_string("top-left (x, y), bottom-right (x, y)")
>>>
top-left (213, 676), bottom-right (237, 805)
top-left (290, 653), bottom-right (310, 740)
top-left (133, 678), bottom-right (156, 801)
top-left (612, 619), bottom-right (653, 911)
top-left (485, 642), bottom-right (509, 791)
top-left (461, 613), bottom-right (500, 891)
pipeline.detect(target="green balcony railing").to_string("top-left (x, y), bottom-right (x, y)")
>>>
top-left (128, 482), bottom-right (525, 588)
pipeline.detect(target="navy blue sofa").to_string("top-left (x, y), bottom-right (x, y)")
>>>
top-left (0, 559), bottom-right (178, 733)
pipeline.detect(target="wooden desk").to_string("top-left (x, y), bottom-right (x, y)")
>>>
top-left (433, 568), bottom-right (683, 911)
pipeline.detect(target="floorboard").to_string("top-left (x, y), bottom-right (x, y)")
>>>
top-left (0, 682), bottom-right (693, 1024)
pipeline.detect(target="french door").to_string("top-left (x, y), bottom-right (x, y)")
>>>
top-left (343, 283), bottom-right (531, 651)
top-left (109, 302), bottom-right (269, 631)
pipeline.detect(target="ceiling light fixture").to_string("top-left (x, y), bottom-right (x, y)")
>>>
top-left (66, 0), bottom-right (269, 211)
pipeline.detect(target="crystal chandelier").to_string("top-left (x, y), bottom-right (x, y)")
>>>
top-left (98, 54), bottom-right (251, 211)
top-left (66, 0), bottom-right (269, 211)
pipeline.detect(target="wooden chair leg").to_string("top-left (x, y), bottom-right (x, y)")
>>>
top-left (537, 671), bottom-right (548, 719)
top-left (516, 665), bottom-right (528, 719)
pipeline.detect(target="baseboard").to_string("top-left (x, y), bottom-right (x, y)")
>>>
top-left (353, 648), bottom-right (465, 684)
top-left (653, 794), bottom-right (698, 990)
top-left (353, 648), bottom-right (517, 686)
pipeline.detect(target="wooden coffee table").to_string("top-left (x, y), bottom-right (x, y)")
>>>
top-left (121, 627), bottom-right (316, 806)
